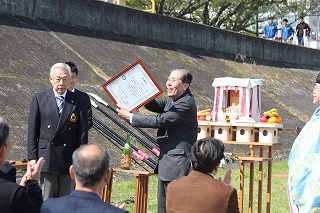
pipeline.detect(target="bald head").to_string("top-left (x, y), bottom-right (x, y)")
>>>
top-left (72, 144), bottom-right (110, 187)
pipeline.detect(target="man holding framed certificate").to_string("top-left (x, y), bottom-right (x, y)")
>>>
top-left (117, 69), bottom-right (198, 213)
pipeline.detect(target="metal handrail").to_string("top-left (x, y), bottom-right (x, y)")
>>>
top-left (113, 0), bottom-right (156, 13)
top-left (143, 0), bottom-right (156, 13)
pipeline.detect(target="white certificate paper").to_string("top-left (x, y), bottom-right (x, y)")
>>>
top-left (102, 59), bottom-right (163, 112)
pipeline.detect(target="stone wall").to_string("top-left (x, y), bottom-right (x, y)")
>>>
top-left (1, 0), bottom-right (319, 67)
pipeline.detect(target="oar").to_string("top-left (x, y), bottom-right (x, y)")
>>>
top-left (91, 99), bottom-right (160, 157)
top-left (93, 118), bottom-right (156, 170)
top-left (93, 121), bottom-right (151, 170)
top-left (88, 93), bottom-right (158, 146)
top-left (92, 116), bottom-right (157, 166)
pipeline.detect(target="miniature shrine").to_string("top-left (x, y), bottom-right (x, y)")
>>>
top-left (197, 77), bottom-right (283, 213)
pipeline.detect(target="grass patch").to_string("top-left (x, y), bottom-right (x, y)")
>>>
top-left (111, 159), bottom-right (289, 213)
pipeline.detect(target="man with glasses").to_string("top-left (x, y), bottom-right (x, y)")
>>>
top-left (27, 63), bottom-right (88, 200)
top-left (117, 69), bottom-right (198, 213)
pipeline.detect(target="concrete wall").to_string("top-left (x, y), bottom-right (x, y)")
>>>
top-left (1, 0), bottom-right (320, 67)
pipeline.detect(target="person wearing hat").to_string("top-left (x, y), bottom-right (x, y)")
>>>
top-left (295, 16), bottom-right (311, 46)
top-left (281, 19), bottom-right (295, 42)
top-left (262, 17), bottom-right (278, 40)
top-left (288, 72), bottom-right (320, 212)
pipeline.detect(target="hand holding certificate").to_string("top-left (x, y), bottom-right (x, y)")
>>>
top-left (102, 59), bottom-right (163, 112)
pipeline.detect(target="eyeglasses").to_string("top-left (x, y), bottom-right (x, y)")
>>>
top-left (167, 77), bottom-right (181, 83)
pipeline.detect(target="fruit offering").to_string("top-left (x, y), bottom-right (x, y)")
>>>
top-left (260, 108), bottom-right (282, 123)
top-left (197, 109), bottom-right (211, 121)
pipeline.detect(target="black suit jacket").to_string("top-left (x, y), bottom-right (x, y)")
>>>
top-left (74, 88), bottom-right (93, 130)
top-left (0, 162), bottom-right (16, 182)
top-left (41, 190), bottom-right (128, 213)
top-left (27, 89), bottom-right (88, 174)
top-left (0, 170), bottom-right (42, 213)
top-left (132, 89), bottom-right (198, 181)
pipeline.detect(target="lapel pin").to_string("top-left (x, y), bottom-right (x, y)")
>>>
top-left (70, 113), bottom-right (77, 122)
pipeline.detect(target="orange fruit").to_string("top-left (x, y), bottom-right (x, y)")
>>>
top-left (268, 117), bottom-right (277, 123)
top-left (276, 116), bottom-right (282, 123)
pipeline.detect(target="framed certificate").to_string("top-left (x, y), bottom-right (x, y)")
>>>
top-left (102, 59), bottom-right (163, 112)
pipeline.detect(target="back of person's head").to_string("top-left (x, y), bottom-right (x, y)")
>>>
top-left (191, 137), bottom-right (225, 174)
top-left (72, 144), bottom-right (110, 187)
top-left (0, 117), bottom-right (10, 148)
top-left (65, 61), bottom-right (78, 75)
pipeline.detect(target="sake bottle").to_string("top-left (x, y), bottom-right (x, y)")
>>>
top-left (120, 133), bottom-right (131, 170)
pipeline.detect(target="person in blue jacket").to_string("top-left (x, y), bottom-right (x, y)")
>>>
top-left (262, 17), bottom-right (278, 40)
top-left (281, 18), bottom-right (294, 42)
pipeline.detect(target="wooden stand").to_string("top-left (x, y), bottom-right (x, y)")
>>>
top-left (223, 141), bottom-right (273, 213)
top-left (102, 168), bottom-right (152, 213)
top-left (10, 161), bottom-right (28, 169)
top-left (198, 122), bottom-right (282, 213)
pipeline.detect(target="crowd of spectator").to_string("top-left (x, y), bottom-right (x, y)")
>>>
top-left (262, 16), bottom-right (312, 47)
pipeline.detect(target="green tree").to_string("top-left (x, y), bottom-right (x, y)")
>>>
top-left (125, 0), bottom-right (320, 36)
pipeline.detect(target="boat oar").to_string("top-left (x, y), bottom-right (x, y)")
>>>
top-left (88, 93), bottom-right (158, 146)
top-left (91, 99), bottom-right (160, 157)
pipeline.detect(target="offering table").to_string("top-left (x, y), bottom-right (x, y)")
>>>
top-left (197, 121), bottom-right (283, 213)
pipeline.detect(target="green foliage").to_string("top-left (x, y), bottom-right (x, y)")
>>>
top-left (125, 0), bottom-right (151, 10)
top-left (124, 0), bottom-right (320, 36)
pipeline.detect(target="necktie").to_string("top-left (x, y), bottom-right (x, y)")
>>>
top-left (56, 96), bottom-right (64, 114)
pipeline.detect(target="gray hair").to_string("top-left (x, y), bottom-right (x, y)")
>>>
top-left (72, 145), bottom-right (110, 187)
top-left (171, 69), bottom-right (193, 84)
top-left (0, 117), bottom-right (10, 148)
top-left (50, 63), bottom-right (71, 77)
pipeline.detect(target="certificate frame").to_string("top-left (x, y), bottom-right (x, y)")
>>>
top-left (102, 59), bottom-right (163, 112)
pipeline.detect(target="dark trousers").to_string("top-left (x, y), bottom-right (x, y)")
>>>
top-left (158, 177), bottom-right (170, 213)
top-left (298, 36), bottom-right (304, 46)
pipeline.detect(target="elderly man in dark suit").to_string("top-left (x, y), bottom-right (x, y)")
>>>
top-left (0, 117), bottom-right (45, 213)
top-left (65, 61), bottom-right (93, 130)
top-left (166, 137), bottom-right (239, 213)
top-left (117, 69), bottom-right (198, 213)
top-left (41, 144), bottom-right (128, 213)
top-left (27, 63), bottom-right (88, 200)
